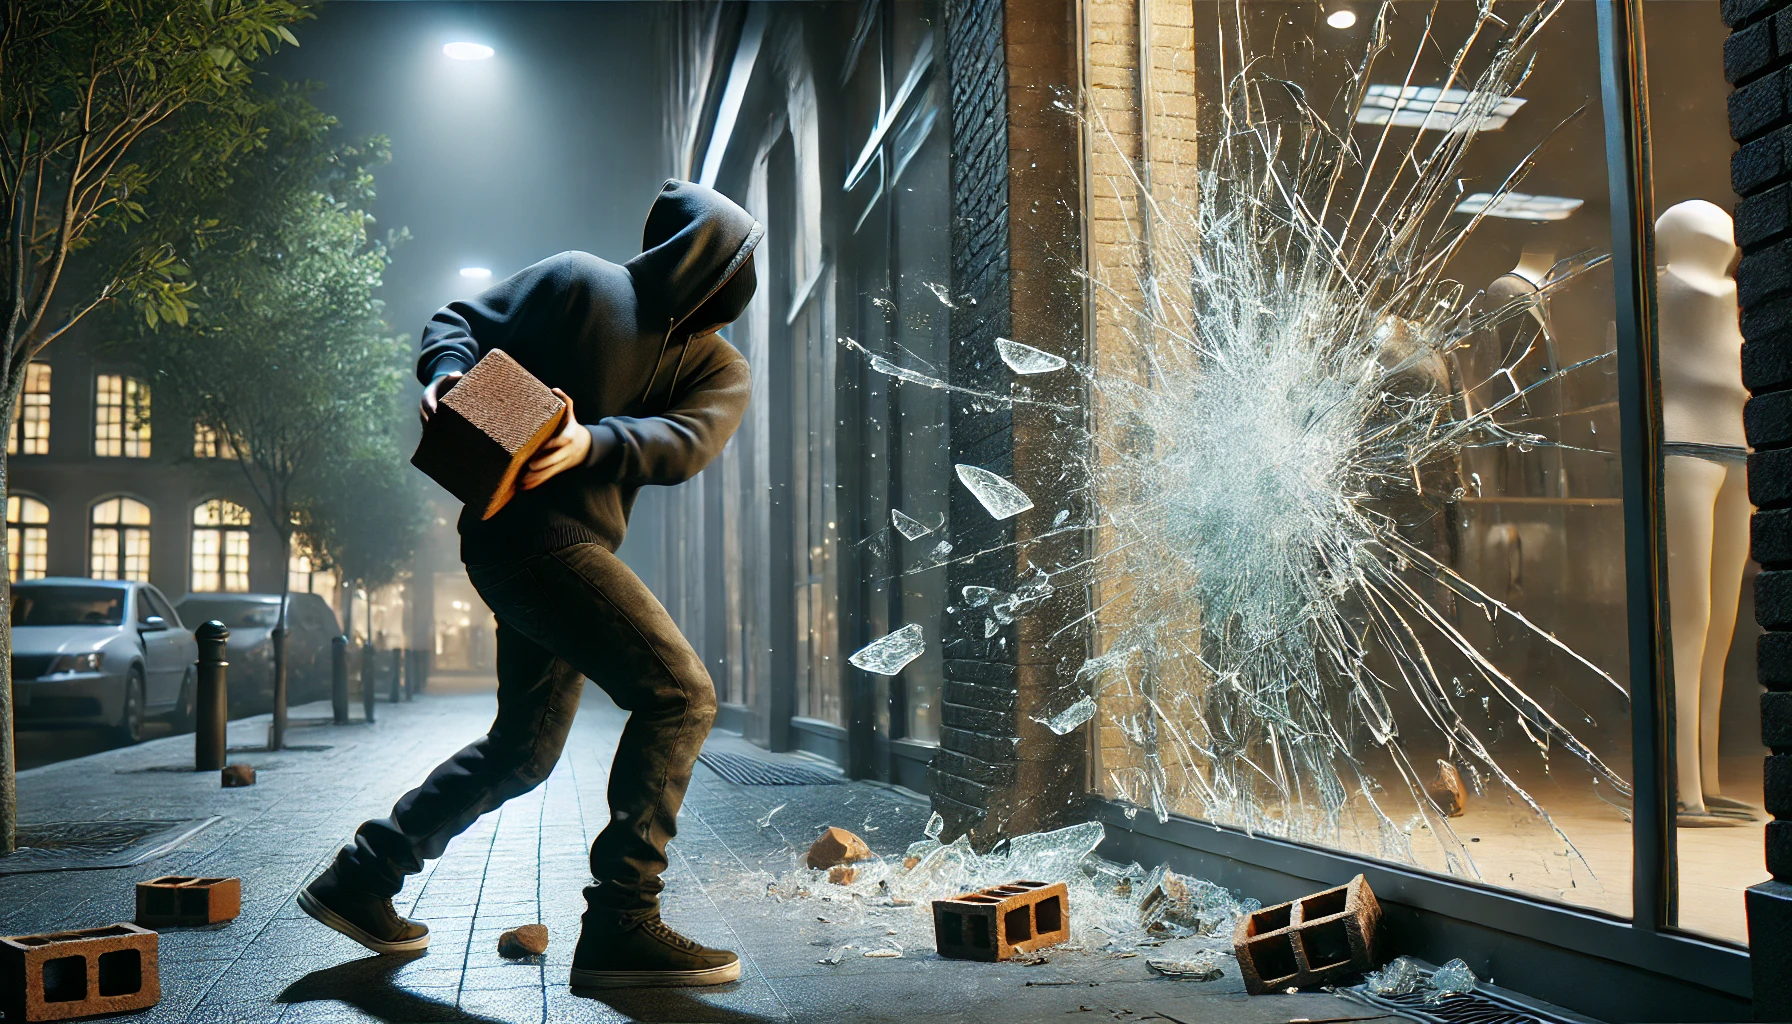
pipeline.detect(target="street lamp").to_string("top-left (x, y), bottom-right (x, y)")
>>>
top-left (443, 41), bottom-right (495, 61)
top-left (459, 267), bottom-right (492, 280)
top-left (1325, 9), bottom-right (1357, 28)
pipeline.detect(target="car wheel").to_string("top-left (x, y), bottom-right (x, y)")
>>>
top-left (167, 669), bottom-right (196, 734)
top-left (113, 669), bottom-right (146, 745)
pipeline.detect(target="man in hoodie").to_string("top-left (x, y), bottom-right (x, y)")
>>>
top-left (297, 180), bottom-right (760, 990)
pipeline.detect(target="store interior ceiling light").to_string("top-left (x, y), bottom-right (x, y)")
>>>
top-left (443, 41), bottom-right (494, 61)
top-left (1356, 84), bottom-right (1526, 132)
top-left (1453, 191), bottom-right (1584, 222)
top-left (459, 267), bottom-right (492, 279)
top-left (1326, 9), bottom-right (1357, 28)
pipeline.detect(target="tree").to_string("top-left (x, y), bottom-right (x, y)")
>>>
top-left (0, 0), bottom-right (310, 854)
top-left (110, 89), bottom-right (405, 751)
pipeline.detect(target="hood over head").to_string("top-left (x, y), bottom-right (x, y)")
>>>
top-left (627, 179), bottom-right (764, 338)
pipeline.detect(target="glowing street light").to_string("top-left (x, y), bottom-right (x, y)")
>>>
top-left (443, 41), bottom-right (495, 61)
top-left (1326, 8), bottom-right (1357, 28)
top-left (459, 267), bottom-right (492, 280)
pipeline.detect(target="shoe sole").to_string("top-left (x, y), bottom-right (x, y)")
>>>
top-left (569, 961), bottom-right (742, 990)
top-left (296, 889), bottom-right (430, 954)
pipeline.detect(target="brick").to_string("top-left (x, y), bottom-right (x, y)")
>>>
top-left (410, 348), bottom-right (567, 521)
top-left (1761, 570), bottom-right (1792, 629)
top-left (0, 923), bottom-right (159, 1022)
top-left (1753, 447), bottom-right (1792, 507)
top-left (1766, 690), bottom-right (1792, 746)
top-left (135, 876), bottom-right (240, 928)
top-left (941, 700), bottom-right (1008, 733)
top-left (1771, 820), bottom-right (1792, 879)
top-left (932, 880), bottom-right (1070, 961)
top-left (1735, 124), bottom-right (1792, 196)
top-left (1739, 182), bottom-right (1792, 251)
top-left (1744, 338), bottom-right (1792, 393)
top-left (1232, 874), bottom-right (1381, 995)
top-left (496, 924), bottom-right (548, 959)
top-left (930, 747), bottom-right (1018, 787)
top-left (1732, 67), bottom-right (1792, 141)
top-left (1741, 240), bottom-right (1792, 309)
top-left (1727, 0), bottom-right (1785, 30)
top-left (1761, 630), bottom-right (1792, 689)
top-left (1769, 753), bottom-right (1792, 816)
top-left (1764, 509), bottom-right (1792, 568)
top-left (1727, 12), bottom-right (1780, 86)
top-left (1748, 879), bottom-right (1792, 1020)
top-left (944, 678), bottom-right (1018, 712)
top-left (220, 763), bottom-right (255, 787)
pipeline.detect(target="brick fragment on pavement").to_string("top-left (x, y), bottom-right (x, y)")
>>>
top-left (932, 880), bottom-right (1070, 961)
top-left (496, 923), bottom-right (549, 959)
top-left (1233, 873), bottom-right (1381, 994)
top-left (221, 764), bottom-right (256, 787)
top-left (827, 865), bottom-right (857, 885)
top-left (410, 348), bottom-right (567, 520)
top-left (0, 922), bottom-right (160, 1022)
top-left (805, 826), bottom-right (872, 869)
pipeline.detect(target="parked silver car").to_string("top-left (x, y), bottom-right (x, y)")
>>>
top-left (11, 578), bottom-right (199, 743)
top-left (174, 593), bottom-right (341, 712)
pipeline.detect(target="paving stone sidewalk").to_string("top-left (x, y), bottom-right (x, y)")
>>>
top-left (1, 686), bottom-right (1400, 1024)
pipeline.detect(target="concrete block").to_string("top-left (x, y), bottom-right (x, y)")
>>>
top-left (135, 876), bottom-right (240, 927)
top-left (410, 348), bottom-right (567, 520)
top-left (1233, 874), bottom-right (1381, 994)
top-left (0, 923), bottom-right (159, 1022)
top-left (932, 880), bottom-right (1070, 961)
top-left (220, 764), bottom-right (255, 787)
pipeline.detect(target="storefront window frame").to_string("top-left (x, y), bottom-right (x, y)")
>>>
top-left (1079, 0), bottom-right (1752, 1004)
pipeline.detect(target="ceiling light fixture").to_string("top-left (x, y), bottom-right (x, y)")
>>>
top-left (1326, 9), bottom-right (1357, 28)
top-left (443, 41), bottom-right (494, 61)
top-left (1453, 192), bottom-right (1584, 222)
top-left (459, 267), bottom-right (492, 279)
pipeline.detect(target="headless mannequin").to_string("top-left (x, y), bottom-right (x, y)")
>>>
top-left (1656, 200), bottom-right (1756, 826)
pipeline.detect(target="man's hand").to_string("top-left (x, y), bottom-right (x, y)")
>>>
top-left (521, 389), bottom-right (592, 490)
top-left (421, 372), bottom-right (463, 424)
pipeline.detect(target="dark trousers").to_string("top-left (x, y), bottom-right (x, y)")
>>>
top-left (332, 542), bottom-right (717, 918)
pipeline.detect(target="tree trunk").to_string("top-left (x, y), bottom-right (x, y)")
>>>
top-left (269, 531), bottom-right (292, 751)
top-left (0, 350), bottom-right (26, 855)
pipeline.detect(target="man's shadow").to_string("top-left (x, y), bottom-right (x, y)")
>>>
top-left (279, 953), bottom-right (786, 1024)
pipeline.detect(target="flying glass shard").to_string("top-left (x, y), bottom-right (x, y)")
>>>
top-left (848, 623), bottom-right (925, 676)
top-left (891, 508), bottom-right (933, 540)
top-left (955, 464), bottom-right (1035, 520)
top-left (996, 337), bottom-right (1069, 375)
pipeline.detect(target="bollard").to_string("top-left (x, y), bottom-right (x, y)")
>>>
top-left (331, 635), bottom-right (349, 724)
top-left (268, 626), bottom-right (288, 751)
top-left (360, 642), bottom-right (376, 723)
top-left (403, 649), bottom-right (417, 700)
top-left (195, 621), bottom-right (229, 771)
top-left (389, 647), bottom-right (402, 704)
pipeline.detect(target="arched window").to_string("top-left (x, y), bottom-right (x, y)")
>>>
top-left (90, 497), bottom-right (151, 582)
top-left (191, 499), bottom-right (251, 593)
top-left (8, 496), bottom-right (49, 581)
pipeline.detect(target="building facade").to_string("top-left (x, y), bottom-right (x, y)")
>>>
top-left (655, 1), bottom-right (1783, 1019)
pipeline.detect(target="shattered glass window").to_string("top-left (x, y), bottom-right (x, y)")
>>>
top-left (1070, 0), bottom-right (1636, 917)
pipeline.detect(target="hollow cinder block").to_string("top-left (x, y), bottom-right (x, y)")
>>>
top-left (411, 348), bottom-right (567, 520)
top-left (136, 876), bottom-right (241, 928)
top-left (932, 880), bottom-right (1069, 961)
top-left (1232, 873), bottom-right (1381, 994)
top-left (0, 923), bottom-right (159, 1021)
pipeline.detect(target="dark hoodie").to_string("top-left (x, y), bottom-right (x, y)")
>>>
top-left (417, 180), bottom-right (763, 562)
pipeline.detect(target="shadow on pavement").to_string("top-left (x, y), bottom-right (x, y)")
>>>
top-left (569, 984), bottom-right (787, 1024)
top-left (278, 953), bottom-right (507, 1024)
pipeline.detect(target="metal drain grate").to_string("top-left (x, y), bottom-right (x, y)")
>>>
top-left (0, 817), bottom-right (218, 875)
top-left (698, 749), bottom-right (844, 786)
top-left (1343, 980), bottom-right (1581, 1024)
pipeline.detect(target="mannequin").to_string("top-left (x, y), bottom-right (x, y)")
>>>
top-left (1657, 199), bottom-right (1756, 827)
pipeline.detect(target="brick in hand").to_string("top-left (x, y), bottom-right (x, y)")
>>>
top-left (411, 349), bottom-right (568, 520)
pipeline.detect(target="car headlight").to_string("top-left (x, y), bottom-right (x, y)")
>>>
top-left (50, 651), bottom-right (104, 674)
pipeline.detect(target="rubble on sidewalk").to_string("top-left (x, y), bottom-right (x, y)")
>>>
top-left (221, 764), bottom-right (256, 787)
top-left (496, 924), bottom-right (549, 959)
top-left (933, 880), bottom-right (1070, 961)
top-left (806, 826), bottom-right (872, 869)
top-left (1234, 875), bottom-right (1381, 994)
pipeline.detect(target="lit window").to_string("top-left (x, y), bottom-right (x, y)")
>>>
top-left (94, 374), bottom-right (151, 458)
top-left (90, 497), bottom-right (151, 582)
top-left (8, 495), bottom-right (49, 581)
top-left (9, 363), bottom-right (51, 456)
top-left (193, 421), bottom-right (238, 459)
top-left (191, 499), bottom-right (252, 593)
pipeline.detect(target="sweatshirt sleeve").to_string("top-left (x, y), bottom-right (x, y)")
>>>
top-left (416, 253), bottom-right (586, 384)
top-left (584, 337), bottom-right (751, 486)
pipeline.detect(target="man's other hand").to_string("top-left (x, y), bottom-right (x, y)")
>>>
top-left (521, 389), bottom-right (592, 490)
top-left (421, 372), bottom-right (463, 424)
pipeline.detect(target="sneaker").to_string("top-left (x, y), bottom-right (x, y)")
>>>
top-left (569, 911), bottom-right (741, 989)
top-left (297, 867), bottom-right (430, 954)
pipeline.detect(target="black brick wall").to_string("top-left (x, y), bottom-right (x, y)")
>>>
top-left (933, 0), bottom-right (1020, 841)
top-left (1726, 0), bottom-right (1792, 1013)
